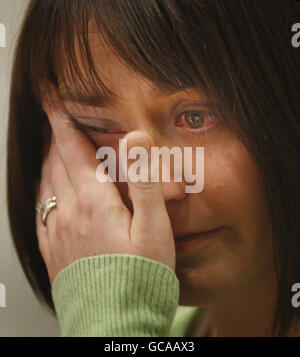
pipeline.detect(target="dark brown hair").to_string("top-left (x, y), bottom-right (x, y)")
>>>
top-left (7, 0), bottom-right (300, 336)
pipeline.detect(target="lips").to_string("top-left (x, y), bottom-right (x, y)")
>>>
top-left (174, 228), bottom-right (223, 254)
top-left (174, 228), bottom-right (220, 242)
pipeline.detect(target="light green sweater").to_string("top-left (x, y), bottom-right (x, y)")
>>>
top-left (51, 254), bottom-right (206, 337)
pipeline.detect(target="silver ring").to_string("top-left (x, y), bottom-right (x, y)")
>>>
top-left (36, 196), bottom-right (57, 227)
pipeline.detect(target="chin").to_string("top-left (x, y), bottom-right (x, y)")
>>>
top-left (178, 284), bottom-right (227, 307)
top-left (175, 265), bottom-right (242, 306)
top-left (178, 290), bottom-right (222, 307)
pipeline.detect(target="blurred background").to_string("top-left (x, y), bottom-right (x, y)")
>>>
top-left (0, 0), bottom-right (59, 336)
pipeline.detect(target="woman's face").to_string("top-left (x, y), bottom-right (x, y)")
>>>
top-left (58, 31), bottom-right (274, 306)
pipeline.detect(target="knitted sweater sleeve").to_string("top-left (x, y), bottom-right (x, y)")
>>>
top-left (51, 254), bottom-right (180, 337)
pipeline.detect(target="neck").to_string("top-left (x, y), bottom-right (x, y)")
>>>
top-left (206, 271), bottom-right (300, 337)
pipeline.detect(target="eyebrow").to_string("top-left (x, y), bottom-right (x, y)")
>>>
top-left (58, 85), bottom-right (192, 108)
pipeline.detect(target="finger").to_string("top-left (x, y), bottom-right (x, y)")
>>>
top-left (48, 132), bottom-right (73, 201)
top-left (121, 131), bottom-right (174, 243)
top-left (41, 81), bottom-right (99, 191)
top-left (36, 148), bottom-right (56, 264)
top-left (46, 132), bottom-right (76, 242)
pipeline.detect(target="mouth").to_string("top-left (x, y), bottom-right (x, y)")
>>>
top-left (174, 227), bottom-right (222, 254)
top-left (175, 228), bottom-right (220, 241)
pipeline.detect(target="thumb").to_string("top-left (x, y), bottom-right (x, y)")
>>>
top-left (120, 131), bottom-right (175, 269)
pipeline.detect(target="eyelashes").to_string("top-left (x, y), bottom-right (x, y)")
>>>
top-left (69, 118), bottom-right (111, 134)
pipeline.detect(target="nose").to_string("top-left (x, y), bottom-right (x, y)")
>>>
top-left (122, 128), bottom-right (188, 203)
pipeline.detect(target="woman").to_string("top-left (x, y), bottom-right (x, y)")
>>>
top-left (6, 0), bottom-right (300, 337)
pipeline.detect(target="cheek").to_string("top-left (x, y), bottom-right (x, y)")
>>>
top-left (203, 136), bottom-right (271, 233)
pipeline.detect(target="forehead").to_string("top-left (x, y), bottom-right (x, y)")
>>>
top-left (58, 27), bottom-right (199, 108)
top-left (61, 30), bottom-right (136, 85)
top-left (58, 46), bottom-right (169, 109)
top-left (59, 18), bottom-right (153, 96)
top-left (57, 16), bottom-right (207, 109)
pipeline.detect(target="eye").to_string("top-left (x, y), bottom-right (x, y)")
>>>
top-left (175, 110), bottom-right (221, 132)
top-left (70, 119), bottom-right (125, 135)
